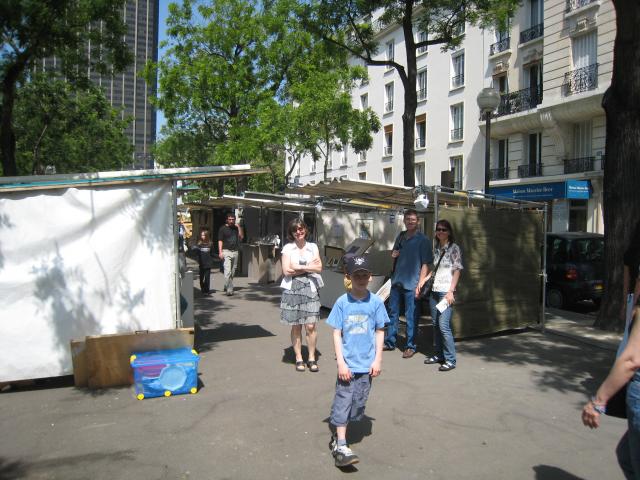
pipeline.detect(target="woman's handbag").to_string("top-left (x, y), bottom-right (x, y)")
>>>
top-left (418, 247), bottom-right (446, 300)
top-left (606, 296), bottom-right (636, 419)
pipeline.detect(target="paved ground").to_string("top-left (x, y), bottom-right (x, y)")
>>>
top-left (0, 270), bottom-right (629, 480)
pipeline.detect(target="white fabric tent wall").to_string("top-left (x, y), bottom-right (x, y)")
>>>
top-left (0, 181), bottom-right (176, 382)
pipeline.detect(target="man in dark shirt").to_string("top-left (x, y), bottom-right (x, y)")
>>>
top-left (218, 212), bottom-right (244, 296)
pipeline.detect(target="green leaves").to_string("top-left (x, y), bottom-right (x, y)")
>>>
top-left (148, 0), bottom-right (380, 191)
top-left (13, 75), bottom-right (132, 175)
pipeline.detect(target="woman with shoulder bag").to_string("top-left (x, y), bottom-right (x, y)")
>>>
top-left (421, 219), bottom-right (463, 372)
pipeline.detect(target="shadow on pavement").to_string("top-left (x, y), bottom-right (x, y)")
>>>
top-left (460, 328), bottom-right (615, 396)
top-left (0, 451), bottom-right (137, 480)
top-left (195, 323), bottom-right (275, 352)
top-left (281, 345), bottom-right (324, 365)
top-left (533, 464), bottom-right (586, 480)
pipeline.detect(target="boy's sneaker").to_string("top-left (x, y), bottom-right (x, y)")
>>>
top-left (439, 361), bottom-right (456, 371)
top-left (329, 433), bottom-right (337, 452)
top-left (333, 444), bottom-right (359, 467)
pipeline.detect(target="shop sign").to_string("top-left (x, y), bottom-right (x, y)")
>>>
top-left (489, 180), bottom-right (591, 201)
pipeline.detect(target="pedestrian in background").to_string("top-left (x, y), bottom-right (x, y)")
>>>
top-left (384, 209), bottom-right (432, 358)
top-left (218, 212), bottom-right (243, 296)
top-left (192, 228), bottom-right (215, 295)
top-left (327, 254), bottom-right (387, 467)
top-left (280, 218), bottom-right (323, 372)
top-left (423, 219), bottom-right (463, 372)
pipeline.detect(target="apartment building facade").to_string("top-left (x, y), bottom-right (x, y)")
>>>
top-left (291, 12), bottom-right (492, 192)
top-left (485, 0), bottom-right (614, 233)
top-left (37, 0), bottom-right (159, 169)
top-left (290, 0), bottom-right (614, 234)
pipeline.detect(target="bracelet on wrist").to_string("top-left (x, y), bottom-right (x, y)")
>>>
top-left (591, 397), bottom-right (606, 415)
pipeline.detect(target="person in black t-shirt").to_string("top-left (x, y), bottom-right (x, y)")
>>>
top-left (218, 212), bottom-right (244, 296)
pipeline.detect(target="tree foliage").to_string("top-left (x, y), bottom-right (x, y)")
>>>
top-left (306, 0), bottom-right (519, 187)
top-left (147, 0), bottom-right (379, 193)
top-left (13, 75), bottom-right (133, 175)
top-left (0, 0), bottom-right (131, 176)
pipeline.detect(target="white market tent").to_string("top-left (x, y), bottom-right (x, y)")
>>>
top-left (0, 165), bottom-right (267, 382)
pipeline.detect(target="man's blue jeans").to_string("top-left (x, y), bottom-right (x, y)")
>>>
top-left (429, 291), bottom-right (456, 365)
top-left (385, 285), bottom-right (419, 351)
top-left (617, 378), bottom-right (640, 479)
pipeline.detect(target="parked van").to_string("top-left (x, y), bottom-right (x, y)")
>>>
top-left (545, 232), bottom-right (605, 309)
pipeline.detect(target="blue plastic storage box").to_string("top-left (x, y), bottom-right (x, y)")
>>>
top-left (130, 347), bottom-right (199, 400)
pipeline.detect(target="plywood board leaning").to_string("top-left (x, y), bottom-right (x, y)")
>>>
top-left (85, 328), bottom-right (195, 389)
top-left (70, 339), bottom-right (88, 387)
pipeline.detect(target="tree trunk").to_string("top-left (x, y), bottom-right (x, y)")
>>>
top-left (400, 3), bottom-right (417, 188)
top-left (595, 0), bottom-right (640, 330)
top-left (1, 70), bottom-right (20, 176)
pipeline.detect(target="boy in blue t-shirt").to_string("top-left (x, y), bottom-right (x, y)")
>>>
top-left (327, 254), bottom-right (389, 467)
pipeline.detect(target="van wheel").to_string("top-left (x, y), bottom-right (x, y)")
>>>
top-left (546, 289), bottom-right (564, 309)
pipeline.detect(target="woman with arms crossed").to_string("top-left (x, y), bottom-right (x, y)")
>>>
top-left (280, 219), bottom-right (323, 372)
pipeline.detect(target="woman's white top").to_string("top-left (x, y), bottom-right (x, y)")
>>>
top-left (280, 241), bottom-right (322, 291)
top-left (432, 242), bottom-right (463, 293)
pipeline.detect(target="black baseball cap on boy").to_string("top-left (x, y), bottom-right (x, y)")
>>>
top-left (346, 254), bottom-right (372, 275)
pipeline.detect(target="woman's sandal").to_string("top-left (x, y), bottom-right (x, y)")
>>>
top-left (295, 361), bottom-right (306, 372)
top-left (308, 360), bottom-right (319, 372)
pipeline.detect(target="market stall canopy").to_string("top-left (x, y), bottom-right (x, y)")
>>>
top-left (187, 194), bottom-right (317, 212)
top-left (287, 178), bottom-right (545, 210)
top-left (0, 165), bottom-right (269, 193)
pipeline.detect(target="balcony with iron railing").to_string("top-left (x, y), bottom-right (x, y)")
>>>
top-left (563, 64), bottom-right (598, 96)
top-left (451, 73), bottom-right (465, 88)
top-left (519, 23), bottom-right (544, 44)
top-left (566, 0), bottom-right (597, 12)
top-left (518, 163), bottom-right (543, 178)
top-left (416, 137), bottom-right (426, 149)
top-left (490, 37), bottom-right (510, 56)
top-left (384, 100), bottom-right (394, 113)
top-left (490, 167), bottom-right (509, 180)
top-left (495, 85), bottom-right (542, 117)
top-left (564, 156), bottom-right (595, 174)
top-left (450, 128), bottom-right (463, 141)
top-left (417, 88), bottom-right (427, 101)
top-left (384, 145), bottom-right (393, 156)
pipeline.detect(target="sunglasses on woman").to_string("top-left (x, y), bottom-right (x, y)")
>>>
top-left (436, 228), bottom-right (449, 232)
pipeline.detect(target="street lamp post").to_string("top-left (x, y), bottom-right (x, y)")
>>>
top-left (476, 87), bottom-right (501, 193)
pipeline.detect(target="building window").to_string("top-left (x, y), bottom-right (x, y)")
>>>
top-left (450, 156), bottom-right (463, 189)
top-left (450, 103), bottom-right (464, 141)
top-left (417, 31), bottom-right (428, 55)
top-left (493, 139), bottom-right (509, 180)
top-left (360, 93), bottom-right (368, 110)
top-left (383, 167), bottom-right (393, 184)
top-left (451, 53), bottom-right (465, 88)
top-left (524, 63), bottom-right (542, 106)
top-left (359, 150), bottom-right (367, 163)
top-left (415, 114), bottom-right (426, 148)
top-left (386, 40), bottom-right (395, 69)
top-left (384, 125), bottom-right (393, 156)
top-left (565, 32), bottom-right (598, 95)
top-left (341, 143), bottom-right (348, 166)
top-left (414, 162), bottom-right (425, 185)
top-left (518, 132), bottom-right (542, 177)
top-left (384, 82), bottom-right (394, 112)
top-left (417, 69), bottom-right (427, 100)
top-left (569, 200), bottom-right (588, 232)
top-left (310, 159), bottom-right (316, 173)
top-left (530, 0), bottom-right (543, 28)
top-left (359, 171), bottom-right (366, 181)
top-left (573, 120), bottom-right (592, 158)
top-left (494, 74), bottom-right (508, 94)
